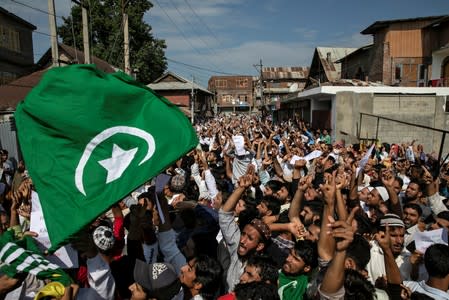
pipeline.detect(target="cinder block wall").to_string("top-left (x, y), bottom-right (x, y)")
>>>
top-left (335, 92), bottom-right (449, 154)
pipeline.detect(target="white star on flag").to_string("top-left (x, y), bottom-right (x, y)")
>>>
top-left (99, 144), bottom-right (138, 184)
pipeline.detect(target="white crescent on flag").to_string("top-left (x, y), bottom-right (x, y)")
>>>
top-left (75, 126), bottom-right (156, 196)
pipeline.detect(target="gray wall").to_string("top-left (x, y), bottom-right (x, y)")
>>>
top-left (335, 92), bottom-right (449, 154)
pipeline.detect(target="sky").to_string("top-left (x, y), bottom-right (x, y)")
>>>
top-left (2, 0), bottom-right (449, 87)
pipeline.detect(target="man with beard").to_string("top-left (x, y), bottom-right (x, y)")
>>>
top-left (402, 180), bottom-right (433, 221)
top-left (219, 168), bottom-right (272, 292)
top-left (403, 203), bottom-right (423, 246)
top-left (278, 239), bottom-right (318, 300)
top-left (299, 200), bottom-right (323, 227)
top-left (366, 214), bottom-right (413, 284)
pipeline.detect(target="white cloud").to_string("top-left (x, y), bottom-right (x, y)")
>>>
top-left (171, 40), bottom-right (315, 76)
top-left (293, 27), bottom-right (319, 40)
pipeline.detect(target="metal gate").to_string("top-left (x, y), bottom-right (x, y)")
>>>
top-left (0, 114), bottom-right (20, 168)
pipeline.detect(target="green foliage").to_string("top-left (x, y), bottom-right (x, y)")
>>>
top-left (58, 0), bottom-right (167, 83)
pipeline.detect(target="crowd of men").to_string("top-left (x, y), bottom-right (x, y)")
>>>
top-left (0, 114), bottom-right (448, 300)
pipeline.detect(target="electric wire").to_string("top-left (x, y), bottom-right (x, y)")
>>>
top-left (152, 0), bottom-right (225, 74)
top-left (7, 0), bottom-right (64, 19)
top-left (182, 0), bottom-right (237, 70)
top-left (69, 0), bottom-right (78, 62)
top-left (166, 58), bottom-right (241, 76)
top-left (167, 0), bottom-right (221, 61)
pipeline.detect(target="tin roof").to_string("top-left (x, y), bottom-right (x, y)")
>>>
top-left (148, 71), bottom-right (212, 94)
top-left (262, 66), bottom-right (309, 80)
top-left (315, 47), bottom-right (358, 81)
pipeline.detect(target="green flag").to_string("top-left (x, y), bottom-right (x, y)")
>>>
top-left (0, 230), bottom-right (71, 286)
top-left (15, 65), bottom-right (198, 252)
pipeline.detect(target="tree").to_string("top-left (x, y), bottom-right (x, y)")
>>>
top-left (58, 0), bottom-right (167, 83)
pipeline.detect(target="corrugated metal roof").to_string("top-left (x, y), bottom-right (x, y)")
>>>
top-left (262, 66), bottom-right (309, 80)
top-left (149, 71), bottom-right (212, 94)
top-left (316, 47), bottom-right (358, 82)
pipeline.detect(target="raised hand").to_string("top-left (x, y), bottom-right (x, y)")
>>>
top-left (335, 173), bottom-right (348, 190)
top-left (326, 206), bottom-right (358, 252)
top-left (237, 174), bottom-right (253, 189)
top-left (320, 171), bottom-right (337, 205)
top-left (294, 159), bottom-right (307, 169)
top-left (375, 224), bottom-right (391, 251)
top-left (381, 169), bottom-right (395, 188)
top-left (298, 174), bottom-right (313, 192)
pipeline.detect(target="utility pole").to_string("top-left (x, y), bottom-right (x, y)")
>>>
top-left (123, 0), bottom-right (131, 75)
top-left (253, 58), bottom-right (263, 111)
top-left (47, 0), bottom-right (59, 67)
top-left (81, 0), bottom-right (90, 63)
top-left (191, 75), bottom-right (195, 124)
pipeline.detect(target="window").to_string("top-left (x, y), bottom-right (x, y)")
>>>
top-left (445, 96), bottom-right (449, 113)
top-left (395, 64), bottom-right (403, 82)
top-left (215, 79), bottom-right (227, 88)
top-left (0, 25), bottom-right (20, 52)
top-left (418, 65), bottom-right (426, 80)
top-left (222, 95), bottom-right (232, 103)
top-left (0, 72), bottom-right (17, 85)
top-left (236, 78), bottom-right (248, 88)
top-left (238, 94), bottom-right (248, 102)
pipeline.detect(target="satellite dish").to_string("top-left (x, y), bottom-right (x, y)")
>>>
top-left (289, 83), bottom-right (299, 92)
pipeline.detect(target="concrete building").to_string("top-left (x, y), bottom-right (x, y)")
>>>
top-left (0, 7), bottom-right (36, 85)
top-left (283, 85), bottom-right (449, 152)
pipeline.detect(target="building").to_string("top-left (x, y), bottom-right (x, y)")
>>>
top-left (0, 43), bottom-right (117, 112)
top-left (260, 66), bottom-right (309, 114)
top-left (426, 15), bottom-right (449, 86)
top-left (37, 43), bottom-right (116, 73)
top-left (305, 47), bottom-right (358, 89)
top-left (0, 7), bottom-right (36, 85)
top-left (208, 75), bottom-right (253, 114)
top-left (342, 15), bottom-right (449, 87)
top-left (148, 71), bottom-right (213, 120)
top-left (0, 43), bottom-right (117, 162)
top-left (284, 85), bottom-right (449, 152)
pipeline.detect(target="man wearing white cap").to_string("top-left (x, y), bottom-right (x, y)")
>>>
top-left (366, 214), bottom-right (413, 285)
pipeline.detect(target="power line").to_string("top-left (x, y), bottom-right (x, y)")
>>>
top-left (4, 22), bottom-right (54, 39)
top-left (152, 0), bottom-right (226, 74)
top-left (183, 0), bottom-right (221, 46)
top-left (167, 0), bottom-right (221, 63)
top-left (168, 61), bottom-right (215, 80)
top-left (7, 0), bottom-right (64, 19)
top-left (183, 0), bottom-right (235, 67)
top-left (168, 65), bottom-right (209, 84)
top-left (69, 0), bottom-right (78, 62)
top-left (105, 20), bottom-right (124, 63)
top-left (166, 57), bottom-right (240, 76)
